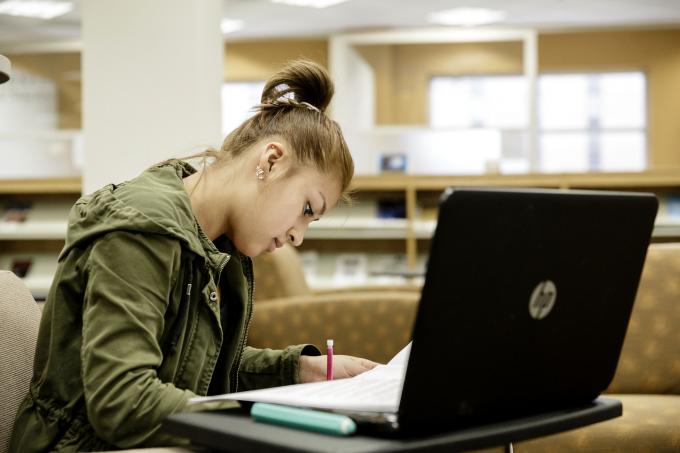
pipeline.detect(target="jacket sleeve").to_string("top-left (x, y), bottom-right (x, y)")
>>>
top-left (81, 231), bottom-right (197, 448)
top-left (237, 344), bottom-right (321, 391)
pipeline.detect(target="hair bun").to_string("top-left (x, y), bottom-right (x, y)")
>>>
top-left (261, 59), bottom-right (334, 113)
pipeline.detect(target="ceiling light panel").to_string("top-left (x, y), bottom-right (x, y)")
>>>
top-left (270, 0), bottom-right (350, 9)
top-left (221, 18), bottom-right (244, 34)
top-left (0, 0), bottom-right (73, 20)
top-left (429, 7), bottom-right (506, 27)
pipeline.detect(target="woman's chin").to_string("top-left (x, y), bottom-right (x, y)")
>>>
top-left (233, 240), bottom-right (259, 258)
top-left (247, 243), bottom-right (274, 258)
top-left (246, 247), bottom-right (262, 258)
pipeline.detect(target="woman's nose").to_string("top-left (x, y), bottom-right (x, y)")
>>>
top-left (287, 228), bottom-right (304, 247)
top-left (288, 217), bottom-right (312, 247)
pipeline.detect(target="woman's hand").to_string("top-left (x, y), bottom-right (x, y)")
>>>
top-left (299, 355), bottom-right (379, 383)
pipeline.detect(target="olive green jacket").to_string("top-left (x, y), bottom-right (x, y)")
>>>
top-left (10, 160), bottom-right (319, 452)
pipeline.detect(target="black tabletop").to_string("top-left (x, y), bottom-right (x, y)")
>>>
top-left (163, 396), bottom-right (621, 453)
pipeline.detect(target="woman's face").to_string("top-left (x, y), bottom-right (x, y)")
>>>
top-left (232, 151), bottom-right (341, 257)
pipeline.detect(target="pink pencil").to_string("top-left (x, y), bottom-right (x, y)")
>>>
top-left (326, 339), bottom-right (333, 380)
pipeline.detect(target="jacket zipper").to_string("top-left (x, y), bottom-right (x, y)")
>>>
top-left (232, 255), bottom-right (254, 392)
top-left (201, 254), bottom-right (230, 394)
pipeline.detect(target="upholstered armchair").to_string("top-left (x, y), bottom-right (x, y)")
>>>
top-left (248, 291), bottom-right (419, 364)
top-left (250, 243), bottom-right (422, 364)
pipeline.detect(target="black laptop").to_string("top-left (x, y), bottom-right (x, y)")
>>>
top-left (396, 187), bottom-right (657, 433)
top-left (165, 187), bottom-right (658, 444)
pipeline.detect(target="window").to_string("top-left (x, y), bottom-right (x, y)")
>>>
top-left (429, 75), bottom-right (529, 174)
top-left (428, 71), bottom-right (647, 173)
top-left (538, 72), bottom-right (646, 173)
top-left (221, 81), bottom-right (265, 136)
top-left (430, 75), bottom-right (528, 129)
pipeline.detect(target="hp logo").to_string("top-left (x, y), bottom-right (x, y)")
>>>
top-left (529, 280), bottom-right (557, 320)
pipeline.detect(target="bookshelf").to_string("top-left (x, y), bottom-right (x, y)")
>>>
top-left (3, 171), bottom-right (680, 295)
top-left (1, 180), bottom-right (80, 299)
top-left (304, 170), bottom-right (680, 271)
top-left (0, 177), bottom-right (81, 194)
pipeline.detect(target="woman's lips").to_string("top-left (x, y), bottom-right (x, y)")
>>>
top-left (267, 237), bottom-right (282, 253)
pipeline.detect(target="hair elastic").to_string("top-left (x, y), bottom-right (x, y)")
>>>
top-left (267, 97), bottom-right (320, 113)
top-left (299, 101), bottom-right (320, 113)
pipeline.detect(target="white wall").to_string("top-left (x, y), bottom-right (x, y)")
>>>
top-left (81, 0), bottom-right (223, 193)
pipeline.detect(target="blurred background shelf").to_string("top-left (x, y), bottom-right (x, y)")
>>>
top-left (0, 199), bottom-right (74, 239)
top-left (2, 172), bottom-right (680, 298)
top-left (413, 218), bottom-right (680, 240)
top-left (0, 177), bottom-right (81, 194)
top-left (352, 170), bottom-right (680, 192)
top-left (651, 217), bottom-right (680, 239)
top-left (307, 218), bottom-right (408, 239)
top-left (0, 220), bottom-right (68, 240)
top-left (0, 252), bottom-right (59, 300)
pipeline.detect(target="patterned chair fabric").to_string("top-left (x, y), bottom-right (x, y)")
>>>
top-left (248, 291), bottom-right (420, 364)
top-left (606, 242), bottom-right (680, 395)
top-left (0, 271), bottom-right (42, 453)
top-left (516, 394), bottom-right (680, 452)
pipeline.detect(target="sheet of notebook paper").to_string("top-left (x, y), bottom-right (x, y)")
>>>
top-left (189, 342), bottom-right (411, 413)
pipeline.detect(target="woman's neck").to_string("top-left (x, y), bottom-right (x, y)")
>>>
top-left (183, 163), bottom-right (240, 241)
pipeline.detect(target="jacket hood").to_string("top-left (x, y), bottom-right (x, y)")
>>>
top-left (60, 160), bottom-right (211, 261)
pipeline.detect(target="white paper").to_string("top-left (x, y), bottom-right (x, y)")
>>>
top-left (189, 342), bottom-right (412, 413)
top-left (387, 342), bottom-right (411, 366)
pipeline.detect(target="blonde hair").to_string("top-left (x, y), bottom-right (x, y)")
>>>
top-left (186, 59), bottom-right (354, 203)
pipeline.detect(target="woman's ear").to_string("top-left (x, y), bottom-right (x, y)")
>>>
top-left (258, 142), bottom-right (287, 177)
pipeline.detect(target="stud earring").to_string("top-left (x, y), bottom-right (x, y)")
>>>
top-left (255, 165), bottom-right (265, 180)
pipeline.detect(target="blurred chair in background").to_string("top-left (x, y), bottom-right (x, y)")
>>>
top-left (0, 271), bottom-right (41, 453)
top-left (248, 291), bottom-right (419, 364)
top-left (252, 244), bottom-right (421, 302)
top-left (250, 243), bottom-right (422, 363)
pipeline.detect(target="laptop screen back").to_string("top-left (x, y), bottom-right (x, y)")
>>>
top-left (398, 188), bottom-right (657, 431)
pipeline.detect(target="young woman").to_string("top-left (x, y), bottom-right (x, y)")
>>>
top-left (10, 59), bottom-right (377, 452)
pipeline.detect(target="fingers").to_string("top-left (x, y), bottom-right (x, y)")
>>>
top-left (301, 355), bottom-right (378, 382)
top-left (358, 358), bottom-right (380, 369)
top-left (341, 356), bottom-right (380, 377)
top-left (345, 356), bottom-right (379, 368)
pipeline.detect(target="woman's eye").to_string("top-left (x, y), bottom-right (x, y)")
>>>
top-left (303, 202), bottom-right (315, 217)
